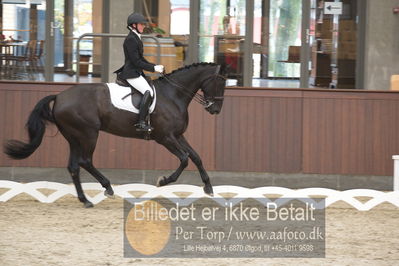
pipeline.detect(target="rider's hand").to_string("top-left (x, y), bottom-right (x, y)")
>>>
top-left (154, 65), bottom-right (164, 73)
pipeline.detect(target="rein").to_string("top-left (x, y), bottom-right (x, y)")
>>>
top-left (160, 65), bottom-right (225, 107)
top-left (161, 74), bottom-right (208, 106)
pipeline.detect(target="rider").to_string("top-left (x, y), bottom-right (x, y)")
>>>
top-left (114, 12), bottom-right (164, 132)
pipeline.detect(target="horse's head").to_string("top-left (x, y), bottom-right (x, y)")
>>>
top-left (200, 65), bottom-right (227, 115)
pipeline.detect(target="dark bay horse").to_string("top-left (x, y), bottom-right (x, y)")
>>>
top-left (4, 62), bottom-right (226, 207)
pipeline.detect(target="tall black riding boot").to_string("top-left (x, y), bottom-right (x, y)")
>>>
top-left (134, 91), bottom-right (153, 132)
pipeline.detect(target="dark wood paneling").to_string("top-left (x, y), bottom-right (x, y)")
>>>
top-left (2, 81), bottom-right (399, 176)
top-left (215, 94), bottom-right (303, 172)
top-left (302, 92), bottom-right (399, 176)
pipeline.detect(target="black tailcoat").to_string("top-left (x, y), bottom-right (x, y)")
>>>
top-left (114, 31), bottom-right (155, 79)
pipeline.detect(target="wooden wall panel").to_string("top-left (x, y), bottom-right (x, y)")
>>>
top-left (0, 84), bottom-right (70, 168)
top-left (3, 82), bottom-right (399, 176)
top-left (215, 92), bottom-right (303, 172)
top-left (302, 92), bottom-right (399, 176)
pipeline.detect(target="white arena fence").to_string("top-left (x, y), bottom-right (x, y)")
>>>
top-left (0, 181), bottom-right (399, 211)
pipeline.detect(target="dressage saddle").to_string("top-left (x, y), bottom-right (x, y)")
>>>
top-left (115, 74), bottom-right (153, 109)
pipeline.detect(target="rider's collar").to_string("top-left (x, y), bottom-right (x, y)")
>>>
top-left (130, 28), bottom-right (142, 40)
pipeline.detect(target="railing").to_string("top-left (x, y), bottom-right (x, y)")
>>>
top-left (1, 181), bottom-right (398, 210)
top-left (75, 33), bottom-right (161, 82)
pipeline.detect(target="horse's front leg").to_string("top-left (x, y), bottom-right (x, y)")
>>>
top-left (177, 135), bottom-right (213, 196)
top-left (156, 135), bottom-right (189, 187)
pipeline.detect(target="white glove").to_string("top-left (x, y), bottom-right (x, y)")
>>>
top-left (154, 65), bottom-right (164, 73)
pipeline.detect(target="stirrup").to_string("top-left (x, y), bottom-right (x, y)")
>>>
top-left (134, 122), bottom-right (153, 132)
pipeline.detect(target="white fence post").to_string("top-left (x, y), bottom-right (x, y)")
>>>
top-left (392, 155), bottom-right (399, 191)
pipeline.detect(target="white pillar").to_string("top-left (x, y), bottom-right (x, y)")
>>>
top-left (392, 155), bottom-right (399, 191)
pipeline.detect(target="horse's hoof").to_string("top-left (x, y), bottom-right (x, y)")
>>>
top-left (203, 185), bottom-right (214, 197)
top-left (84, 201), bottom-right (94, 208)
top-left (104, 189), bottom-right (115, 199)
top-left (156, 176), bottom-right (166, 187)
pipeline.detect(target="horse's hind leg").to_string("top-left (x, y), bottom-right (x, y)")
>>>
top-left (68, 143), bottom-right (93, 208)
top-left (156, 135), bottom-right (189, 187)
top-left (80, 159), bottom-right (114, 198)
top-left (177, 135), bottom-right (213, 196)
top-left (77, 131), bottom-right (115, 198)
top-left (61, 127), bottom-right (114, 204)
top-left (60, 128), bottom-right (93, 207)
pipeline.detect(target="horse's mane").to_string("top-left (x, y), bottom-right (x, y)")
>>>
top-left (158, 62), bottom-right (218, 79)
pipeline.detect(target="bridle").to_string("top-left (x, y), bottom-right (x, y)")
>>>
top-left (161, 65), bottom-right (226, 108)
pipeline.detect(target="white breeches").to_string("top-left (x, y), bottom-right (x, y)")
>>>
top-left (126, 76), bottom-right (154, 97)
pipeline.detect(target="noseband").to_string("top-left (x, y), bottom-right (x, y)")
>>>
top-left (201, 65), bottom-right (226, 108)
top-left (161, 65), bottom-right (225, 108)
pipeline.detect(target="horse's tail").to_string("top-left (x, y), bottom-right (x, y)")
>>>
top-left (4, 95), bottom-right (57, 159)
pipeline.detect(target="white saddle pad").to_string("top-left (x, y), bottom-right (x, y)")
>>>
top-left (106, 83), bottom-right (156, 114)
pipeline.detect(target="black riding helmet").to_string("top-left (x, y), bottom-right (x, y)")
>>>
top-left (127, 12), bottom-right (147, 26)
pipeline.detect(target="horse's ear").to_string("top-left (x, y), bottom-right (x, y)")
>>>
top-left (219, 63), bottom-right (230, 77)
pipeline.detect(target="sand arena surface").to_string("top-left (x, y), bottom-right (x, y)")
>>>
top-left (0, 192), bottom-right (398, 266)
